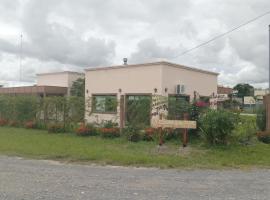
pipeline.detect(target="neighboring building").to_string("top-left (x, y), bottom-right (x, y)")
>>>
top-left (0, 86), bottom-right (67, 97)
top-left (254, 88), bottom-right (269, 101)
top-left (0, 71), bottom-right (84, 97)
top-left (85, 61), bottom-right (218, 128)
top-left (244, 96), bottom-right (256, 106)
top-left (37, 71), bottom-right (84, 96)
top-left (217, 86), bottom-right (233, 95)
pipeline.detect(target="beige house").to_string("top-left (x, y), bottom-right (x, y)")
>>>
top-left (37, 71), bottom-right (84, 96)
top-left (85, 61), bottom-right (218, 128)
top-left (254, 88), bottom-right (269, 101)
top-left (0, 71), bottom-right (84, 97)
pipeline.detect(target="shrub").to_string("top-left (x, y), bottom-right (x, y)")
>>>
top-left (257, 131), bottom-right (270, 144)
top-left (99, 128), bottom-right (120, 138)
top-left (47, 123), bottom-right (66, 133)
top-left (101, 120), bottom-right (118, 128)
top-left (0, 118), bottom-right (8, 126)
top-left (163, 128), bottom-right (181, 141)
top-left (9, 121), bottom-right (20, 127)
top-left (257, 107), bottom-right (266, 131)
top-left (24, 121), bottom-right (36, 129)
top-left (199, 110), bottom-right (238, 145)
top-left (75, 123), bottom-right (97, 136)
top-left (143, 128), bottom-right (158, 141)
top-left (233, 116), bottom-right (257, 145)
top-left (34, 121), bottom-right (47, 130)
top-left (123, 126), bottom-right (141, 142)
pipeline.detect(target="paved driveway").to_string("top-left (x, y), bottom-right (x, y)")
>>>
top-left (0, 156), bottom-right (270, 200)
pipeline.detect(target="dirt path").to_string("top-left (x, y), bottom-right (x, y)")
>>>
top-left (0, 156), bottom-right (269, 200)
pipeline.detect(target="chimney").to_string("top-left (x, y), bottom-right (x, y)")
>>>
top-left (123, 58), bottom-right (128, 65)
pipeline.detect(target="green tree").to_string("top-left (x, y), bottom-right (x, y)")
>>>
top-left (233, 83), bottom-right (254, 98)
top-left (70, 78), bottom-right (85, 97)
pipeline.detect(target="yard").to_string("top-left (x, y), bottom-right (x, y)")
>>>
top-left (1, 127), bottom-right (270, 169)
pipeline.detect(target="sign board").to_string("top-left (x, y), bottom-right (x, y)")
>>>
top-left (157, 120), bottom-right (196, 129)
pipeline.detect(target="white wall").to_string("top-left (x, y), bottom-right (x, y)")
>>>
top-left (161, 64), bottom-right (218, 99)
top-left (85, 64), bottom-right (163, 124)
top-left (85, 62), bottom-right (218, 126)
top-left (37, 72), bottom-right (84, 95)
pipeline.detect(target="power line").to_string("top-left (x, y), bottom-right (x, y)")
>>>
top-left (171, 10), bottom-right (270, 59)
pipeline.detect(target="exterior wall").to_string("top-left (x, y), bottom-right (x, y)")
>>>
top-left (161, 64), bottom-right (218, 99)
top-left (255, 89), bottom-right (269, 100)
top-left (37, 73), bottom-right (69, 87)
top-left (85, 65), bottom-right (163, 125)
top-left (217, 86), bottom-right (233, 95)
top-left (85, 62), bottom-right (218, 127)
top-left (37, 72), bottom-right (84, 96)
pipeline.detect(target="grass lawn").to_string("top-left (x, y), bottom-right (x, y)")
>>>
top-left (0, 127), bottom-right (270, 169)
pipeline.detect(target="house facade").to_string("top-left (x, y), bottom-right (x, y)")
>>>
top-left (85, 61), bottom-right (218, 128)
top-left (0, 71), bottom-right (84, 97)
top-left (37, 71), bottom-right (84, 96)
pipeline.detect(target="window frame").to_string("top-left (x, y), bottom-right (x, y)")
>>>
top-left (92, 94), bottom-right (118, 114)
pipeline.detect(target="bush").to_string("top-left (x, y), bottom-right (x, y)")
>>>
top-left (257, 131), bottom-right (270, 144)
top-left (163, 128), bottom-right (181, 141)
top-left (101, 120), bottom-right (118, 128)
top-left (9, 121), bottom-right (20, 127)
top-left (47, 123), bottom-right (66, 133)
top-left (0, 118), bottom-right (8, 126)
top-left (123, 126), bottom-right (141, 142)
top-left (233, 116), bottom-right (257, 144)
top-left (75, 123), bottom-right (97, 136)
top-left (34, 121), bottom-right (47, 130)
top-left (24, 121), bottom-right (36, 129)
top-left (143, 128), bottom-right (158, 141)
top-left (257, 107), bottom-right (266, 131)
top-left (99, 128), bottom-right (120, 138)
top-left (199, 110), bottom-right (238, 145)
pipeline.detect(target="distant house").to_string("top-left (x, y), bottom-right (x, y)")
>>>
top-left (0, 71), bottom-right (84, 97)
top-left (37, 71), bottom-right (84, 96)
top-left (84, 61), bottom-right (218, 127)
top-left (254, 88), bottom-right (269, 102)
top-left (217, 86), bottom-right (233, 96)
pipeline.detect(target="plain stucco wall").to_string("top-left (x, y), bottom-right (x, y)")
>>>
top-left (85, 63), bottom-right (218, 126)
top-left (85, 65), bottom-right (163, 124)
top-left (37, 73), bottom-right (69, 87)
top-left (37, 72), bottom-right (84, 95)
top-left (161, 65), bottom-right (218, 98)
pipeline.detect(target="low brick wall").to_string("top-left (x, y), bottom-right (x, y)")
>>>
top-left (264, 94), bottom-right (270, 131)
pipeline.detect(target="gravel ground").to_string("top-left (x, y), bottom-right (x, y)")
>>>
top-left (0, 156), bottom-right (270, 200)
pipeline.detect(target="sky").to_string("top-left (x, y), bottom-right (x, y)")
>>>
top-left (0, 0), bottom-right (269, 88)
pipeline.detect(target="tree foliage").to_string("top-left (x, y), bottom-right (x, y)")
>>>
top-left (70, 78), bottom-right (85, 97)
top-left (233, 83), bottom-right (254, 98)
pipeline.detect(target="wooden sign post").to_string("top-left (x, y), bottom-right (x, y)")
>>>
top-left (157, 114), bottom-right (197, 147)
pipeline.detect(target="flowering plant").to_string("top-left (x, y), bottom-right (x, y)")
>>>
top-left (0, 118), bottom-right (8, 126)
top-left (99, 128), bottom-right (120, 138)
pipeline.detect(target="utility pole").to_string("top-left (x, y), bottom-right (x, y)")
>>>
top-left (269, 25), bottom-right (270, 91)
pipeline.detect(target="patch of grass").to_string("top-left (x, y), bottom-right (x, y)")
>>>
top-left (0, 127), bottom-right (270, 169)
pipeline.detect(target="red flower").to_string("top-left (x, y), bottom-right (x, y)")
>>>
top-left (25, 121), bottom-right (35, 129)
top-left (0, 118), bottom-right (8, 126)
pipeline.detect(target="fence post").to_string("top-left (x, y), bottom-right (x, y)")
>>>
top-left (182, 113), bottom-right (189, 147)
top-left (120, 95), bottom-right (125, 132)
top-left (264, 94), bottom-right (270, 131)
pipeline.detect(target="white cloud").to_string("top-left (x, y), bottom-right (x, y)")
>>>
top-left (0, 0), bottom-right (269, 88)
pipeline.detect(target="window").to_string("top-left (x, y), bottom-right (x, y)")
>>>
top-left (92, 95), bottom-right (117, 113)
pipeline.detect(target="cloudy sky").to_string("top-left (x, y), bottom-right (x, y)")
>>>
top-left (0, 0), bottom-right (269, 88)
